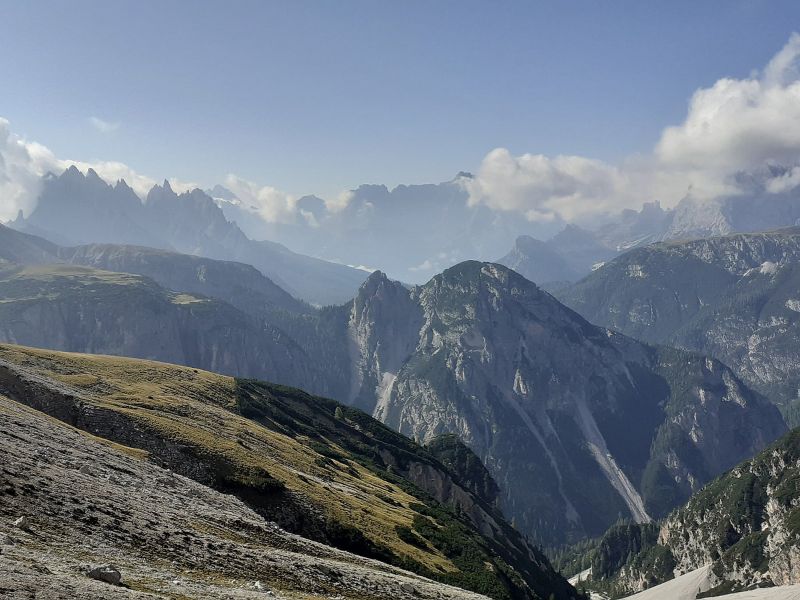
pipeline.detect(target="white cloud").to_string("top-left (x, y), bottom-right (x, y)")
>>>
top-left (223, 174), bottom-right (298, 224)
top-left (655, 33), bottom-right (800, 199)
top-left (467, 33), bottom-right (800, 221)
top-left (88, 116), bottom-right (120, 134)
top-left (325, 189), bottom-right (354, 213)
top-left (464, 149), bottom-right (631, 222)
top-left (0, 117), bottom-right (200, 221)
top-left (409, 259), bottom-right (434, 272)
top-left (0, 118), bottom-right (60, 221)
top-left (299, 208), bottom-right (320, 228)
top-left (766, 166), bottom-right (800, 193)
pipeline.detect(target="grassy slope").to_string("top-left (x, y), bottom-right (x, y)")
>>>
top-left (0, 343), bottom-right (580, 600)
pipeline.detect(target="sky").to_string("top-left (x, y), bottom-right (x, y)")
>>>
top-left (2, 0), bottom-right (800, 205)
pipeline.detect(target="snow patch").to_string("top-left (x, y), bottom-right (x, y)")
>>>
top-left (786, 299), bottom-right (800, 313)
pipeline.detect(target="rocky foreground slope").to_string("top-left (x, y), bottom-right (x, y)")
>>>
top-left (559, 227), bottom-right (800, 425)
top-left (576, 426), bottom-right (800, 598)
top-left (0, 344), bottom-right (582, 600)
top-left (0, 396), bottom-right (489, 600)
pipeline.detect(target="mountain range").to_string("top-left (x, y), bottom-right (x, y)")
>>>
top-left (10, 166), bottom-right (368, 305)
top-left (498, 171), bottom-right (800, 288)
top-left (558, 227), bottom-right (800, 426)
top-left (342, 263), bottom-right (785, 545)
top-left (0, 221), bottom-right (786, 548)
top-left (5, 164), bottom-right (800, 599)
top-left (212, 174), bottom-right (543, 282)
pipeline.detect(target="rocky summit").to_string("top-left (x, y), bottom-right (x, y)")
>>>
top-left (344, 262), bottom-right (786, 545)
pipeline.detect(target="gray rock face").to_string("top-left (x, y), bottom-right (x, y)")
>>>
top-left (345, 262), bottom-right (786, 545)
top-left (559, 227), bottom-right (800, 425)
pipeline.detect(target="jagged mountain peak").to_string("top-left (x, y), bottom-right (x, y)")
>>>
top-left (352, 270), bottom-right (406, 313)
top-left (114, 178), bottom-right (133, 192)
top-left (513, 234), bottom-right (548, 249)
top-left (359, 268), bottom-right (389, 288)
top-left (61, 164), bottom-right (83, 178)
top-left (145, 179), bottom-right (178, 204)
top-left (432, 259), bottom-right (515, 284)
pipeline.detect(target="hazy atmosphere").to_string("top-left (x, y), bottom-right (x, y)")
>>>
top-left (4, 2), bottom-right (800, 280)
top-left (4, 3), bottom-right (800, 600)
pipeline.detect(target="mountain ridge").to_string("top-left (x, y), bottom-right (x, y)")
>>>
top-left (11, 167), bottom-right (368, 304)
top-left (558, 227), bottom-right (800, 425)
top-left (343, 261), bottom-right (786, 545)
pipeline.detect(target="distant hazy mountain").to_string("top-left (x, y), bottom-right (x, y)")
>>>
top-left (342, 262), bottom-right (785, 545)
top-left (59, 243), bottom-right (311, 317)
top-left (211, 175), bottom-right (551, 282)
top-left (498, 174), bottom-right (800, 286)
top-left (596, 169), bottom-right (800, 251)
top-left (498, 226), bottom-right (617, 287)
top-left (559, 228), bottom-right (800, 425)
top-left (0, 262), bottom-right (328, 391)
top-left (11, 166), bottom-right (368, 305)
top-left (0, 219), bottom-right (59, 266)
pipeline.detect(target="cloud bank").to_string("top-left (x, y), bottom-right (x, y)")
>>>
top-left (223, 175), bottom-right (298, 225)
top-left (3, 35), bottom-right (800, 227)
top-left (0, 118), bottom-right (60, 221)
top-left (0, 118), bottom-right (197, 222)
top-left (466, 33), bottom-right (800, 223)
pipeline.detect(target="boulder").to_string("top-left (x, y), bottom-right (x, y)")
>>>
top-left (87, 564), bottom-right (122, 585)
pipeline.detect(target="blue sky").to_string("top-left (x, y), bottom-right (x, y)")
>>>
top-left (2, 0), bottom-right (800, 199)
